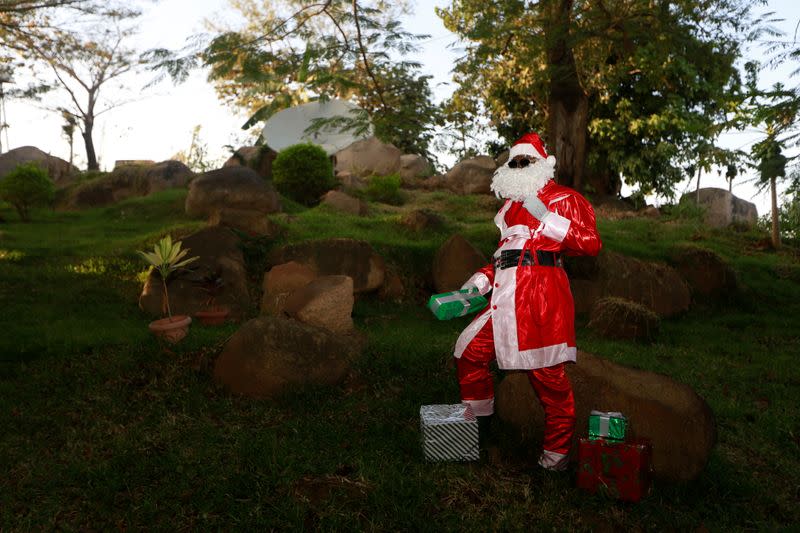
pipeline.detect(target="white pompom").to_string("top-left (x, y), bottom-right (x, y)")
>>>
top-left (546, 155), bottom-right (556, 166)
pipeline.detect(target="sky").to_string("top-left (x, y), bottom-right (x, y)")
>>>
top-left (3, 0), bottom-right (800, 216)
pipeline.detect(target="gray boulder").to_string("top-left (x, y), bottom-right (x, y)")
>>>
top-left (398, 154), bottom-right (432, 185)
top-left (185, 166), bottom-right (281, 219)
top-left (213, 315), bottom-right (362, 398)
top-left (432, 234), bottom-right (488, 293)
top-left (444, 156), bottom-right (496, 195)
top-left (669, 245), bottom-right (739, 302)
top-left (335, 136), bottom-right (402, 177)
top-left (0, 146), bottom-right (77, 185)
top-left (680, 188), bottom-right (758, 228)
top-left (268, 238), bottom-right (385, 293)
top-left (284, 275), bottom-right (355, 334)
top-left (495, 351), bottom-right (717, 482)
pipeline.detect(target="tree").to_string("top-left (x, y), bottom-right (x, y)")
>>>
top-left (438, 0), bottom-right (757, 199)
top-left (0, 162), bottom-right (55, 221)
top-left (60, 108), bottom-right (76, 166)
top-left (149, 1), bottom-right (440, 161)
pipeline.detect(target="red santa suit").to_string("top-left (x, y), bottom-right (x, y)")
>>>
top-left (455, 133), bottom-right (601, 470)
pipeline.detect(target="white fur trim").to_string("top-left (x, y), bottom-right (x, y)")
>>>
top-left (538, 450), bottom-right (569, 471)
top-left (541, 212), bottom-right (570, 243)
top-left (461, 272), bottom-right (492, 296)
top-left (454, 307), bottom-right (491, 358)
top-left (463, 398), bottom-right (494, 417)
top-left (490, 160), bottom-right (555, 201)
top-left (509, 143), bottom-right (543, 160)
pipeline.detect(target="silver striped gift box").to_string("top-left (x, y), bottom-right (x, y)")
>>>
top-left (420, 404), bottom-right (479, 462)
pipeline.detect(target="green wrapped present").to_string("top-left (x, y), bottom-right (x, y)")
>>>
top-left (589, 410), bottom-right (627, 442)
top-left (427, 288), bottom-right (488, 321)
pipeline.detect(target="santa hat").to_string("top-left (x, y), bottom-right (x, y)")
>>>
top-left (509, 132), bottom-right (556, 166)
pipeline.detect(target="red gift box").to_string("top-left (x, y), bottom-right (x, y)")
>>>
top-left (576, 437), bottom-right (653, 502)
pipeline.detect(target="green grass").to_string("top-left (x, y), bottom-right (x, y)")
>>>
top-left (1, 188), bottom-right (799, 530)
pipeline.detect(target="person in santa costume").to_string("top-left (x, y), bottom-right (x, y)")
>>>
top-left (455, 132), bottom-right (602, 471)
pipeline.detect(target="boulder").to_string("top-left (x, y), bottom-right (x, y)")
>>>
top-left (566, 251), bottom-right (691, 317)
top-left (669, 245), bottom-right (739, 302)
top-left (320, 190), bottom-right (369, 216)
top-left (432, 234), bottom-right (489, 293)
top-left (207, 207), bottom-right (281, 237)
top-left (335, 136), bottom-right (402, 178)
top-left (337, 171), bottom-right (368, 191)
top-left (138, 226), bottom-right (250, 319)
top-left (495, 351), bottom-right (717, 482)
top-left (679, 188), bottom-right (758, 228)
top-left (0, 146), bottom-right (77, 185)
top-left (400, 209), bottom-right (444, 233)
top-left (185, 166), bottom-right (281, 219)
top-left (213, 315), bottom-right (361, 398)
top-left (268, 238), bottom-right (385, 293)
top-left (223, 145), bottom-right (277, 181)
top-left (444, 156), bottom-right (496, 195)
top-left (398, 154), bottom-right (431, 184)
top-left (587, 297), bottom-right (660, 341)
top-left (378, 270), bottom-right (405, 302)
top-left (284, 275), bottom-right (354, 334)
top-left (66, 160), bottom-right (193, 208)
top-left (261, 261), bottom-right (318, 314)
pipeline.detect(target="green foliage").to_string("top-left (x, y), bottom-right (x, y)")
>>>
top-left (272, 143), bottom-right (335, 206)
top-left (137, 235), bottom-right (199, 317)
top-left (365, 173), bottom-right (404, 205)
top-left (0, 162), bottom-right (55, 221)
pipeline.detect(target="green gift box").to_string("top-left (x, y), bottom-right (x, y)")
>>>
top-left (588, 410), bottom-right (627, 442)
top-left (427, 289), bottom-right (488, 321)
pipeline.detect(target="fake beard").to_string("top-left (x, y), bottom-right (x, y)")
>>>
top-left (489, 156), bottom-right (556, 201)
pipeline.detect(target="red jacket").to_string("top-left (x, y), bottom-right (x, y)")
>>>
top-left (455, 180), bottom-right (602, 369)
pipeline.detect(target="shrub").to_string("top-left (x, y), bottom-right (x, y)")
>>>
top-left (0, 162), bottom-right (55, 221)
top-left (272, 143), bottom-right (335, 206)
top-left (365, 173), bottom-right (405, 205)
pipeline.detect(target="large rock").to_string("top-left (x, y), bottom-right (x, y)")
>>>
top-left (261, 261), bottom-right (318, 314)
top-left (587, 297), bottom-right (660, 341)
top-left (432, 234), bottom-right (489, 293)
top-left (680, 188), bottom-right (758, 228)
top-left (66, 160), bottom-right (193, 208)
top-left (207, 207), bottom-right (281, 237)
top-left (185, 166), bottom-right (281, 219)
top-left (566, 251), bottom-right (691, 317)
top-left (213, 314), bottom-right (361, 398)
top-left (138, 226), bottom-right (251, 319)
top-left (335, 136), bottom-right (402, 177)
top-left (223, 145), bottom-right (277, 181)
top-left (0, 146), bottom-right (77, 185)
top-left (400, 209), bottom-right (444, 233)
top-left (268, 238), bottom-right (385, 293)
top-left (444, 156), bottom-right (496, 195)
top-left (398, 154), bottom-right (432, 185)
top-left (320, 190), bottom-right (369, 216)
top-left (669, 245), bottom-right (739, 302)
top-left (495, 351), bottom-right (717, 482)
top-left (284, 275), bottom-right (354, 334)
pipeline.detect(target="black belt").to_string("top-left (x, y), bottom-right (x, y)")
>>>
top-left (494, 249), bottom-right (562, 270)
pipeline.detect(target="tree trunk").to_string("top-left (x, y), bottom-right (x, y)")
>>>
top-left (771, 176), bottom-right (781, 249)
top-left (545, 0), bottom-right (588, 192)
top-left (695, 167), bottom-right (701, 205)
top-left (82, 118), bottom-right (98, 171)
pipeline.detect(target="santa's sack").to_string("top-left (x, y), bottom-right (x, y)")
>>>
top-left (427, 288), bottom-right (488, 321)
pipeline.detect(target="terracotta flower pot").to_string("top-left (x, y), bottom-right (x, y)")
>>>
top-left (148, 315), bottom-right (192, 343)
top-left (194, 307), bottom-right (230, 326)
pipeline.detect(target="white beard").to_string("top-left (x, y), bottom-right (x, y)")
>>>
top-left (490, 157), bottom-right (555, 201)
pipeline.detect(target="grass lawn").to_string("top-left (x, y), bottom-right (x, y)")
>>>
top-left (0, 189), bottom-right (798, 531)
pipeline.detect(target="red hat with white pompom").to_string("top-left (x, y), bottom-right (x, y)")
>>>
top-left (509, 133), bottom-right (556, 166)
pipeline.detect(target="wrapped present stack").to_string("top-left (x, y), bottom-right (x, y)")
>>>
top-left (577, 410), bottom-right (653, 503)
top-left (420, 404), bottom-right (479, 461)
top-left (427, 289), bottom-right (488, 321)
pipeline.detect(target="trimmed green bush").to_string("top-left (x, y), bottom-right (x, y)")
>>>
top-left (365, 173), bottom-right (405, 205)
top-left (0, 162), bottom-right (55, 221)
top-left (272, 143), bottom-right (336, 206)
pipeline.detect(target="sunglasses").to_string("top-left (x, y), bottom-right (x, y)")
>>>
top-left (508, 158), bottom-right (533, 168)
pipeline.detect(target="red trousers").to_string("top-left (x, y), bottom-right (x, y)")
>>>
top-left (456, 316), bottom-right (576, 456)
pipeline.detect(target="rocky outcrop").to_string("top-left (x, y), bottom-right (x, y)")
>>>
top-left (207, 207), bottom-right (281, 237)
top-left (261, 261), bottom-right (318, 314)
top-left (268, 238), bottom-right (385, 294)
top-left (587, 297), bottom-right (660, 341)
top-left (669, 245), bottom-right (739, 302)
top-left (432, 234), bottom-right (488, 293)
top-left (284, 275), bottom-right (354, 334)
top-left (400, 209), bottom-right (444, 233)
top-left (495, 351), bottom-right (717, 482)
top-left (223, 145), bottom-right (277, 181)
top-left (398, 154), bottom-right (432, 185)
top-left (320, 190), bottom-right (369, 216)
top-left (0, 146), bottom-right (77, 185)
top-left (566, 251), bottom-right (691, 317)
top-left (680, 188), bottom-right (758, 228)
top-left (335, 137), bottom-right (402, 177)
top-left (138, 226), bottom-right (250, 320)
top-left (444, 156), bottom-right (496, 195)
top-left (213, 315), bottom-right (362, 398)
top-left (186, 166), bottom-right (281, 216)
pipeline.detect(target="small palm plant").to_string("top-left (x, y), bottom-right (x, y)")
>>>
top-left (138, 235), bottom-right (199, 318)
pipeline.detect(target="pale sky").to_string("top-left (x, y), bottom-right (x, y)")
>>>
top-left (4, 0), bottom-right (800, 216)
